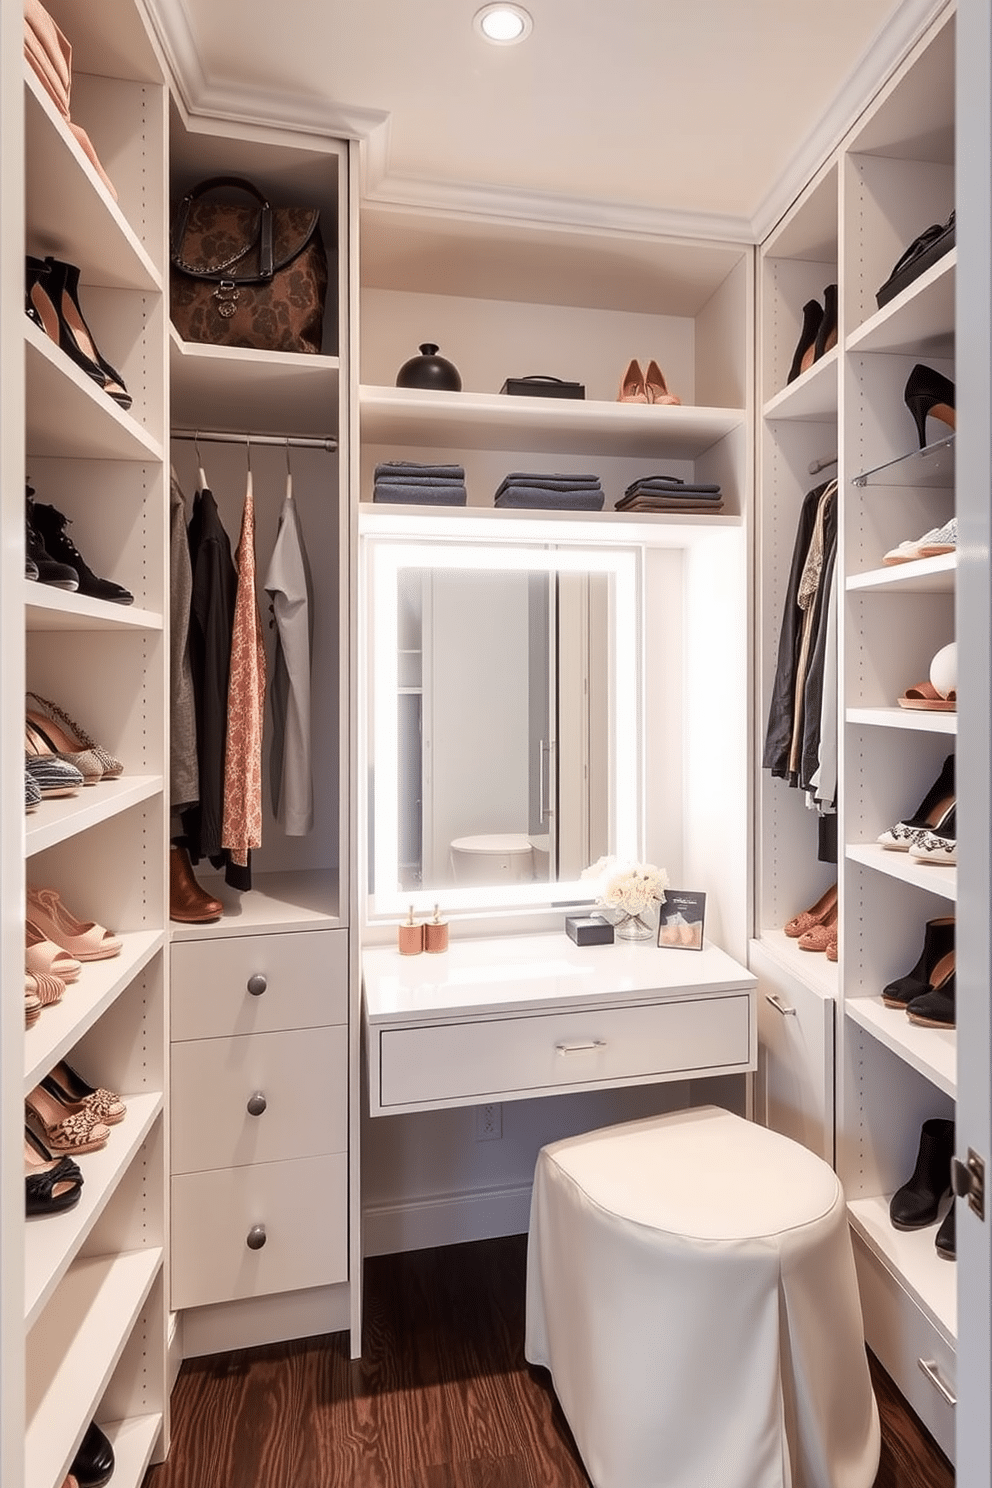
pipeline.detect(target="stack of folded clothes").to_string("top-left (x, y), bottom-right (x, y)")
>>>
top-left (614, 475), bottom-right (724, 513)
top-left (493, 472), bottom-right (605, 511)
top-left (372, 460), bottom-right (467, 505)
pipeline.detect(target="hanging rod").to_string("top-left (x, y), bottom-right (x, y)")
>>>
top-left (171, 427), bottom-right (337, 453)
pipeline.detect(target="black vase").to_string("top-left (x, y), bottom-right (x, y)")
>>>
top-left (396, 343), bottom-right (462, 392)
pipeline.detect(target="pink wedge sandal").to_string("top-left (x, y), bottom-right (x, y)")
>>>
top-left (27, 886), bottom-right (122, 960)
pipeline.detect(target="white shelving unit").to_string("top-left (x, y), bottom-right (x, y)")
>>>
top-left (2, 4), bottom-right (174, 1487)
top-left (755, 2), bottom-right (961, 1461)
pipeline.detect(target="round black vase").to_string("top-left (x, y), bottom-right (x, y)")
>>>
top-left (395, 343), bottom-right (462, 392)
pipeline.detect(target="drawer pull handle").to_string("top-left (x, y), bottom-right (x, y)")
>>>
top-left (247, 974), bottom-right (267, 997)
top-left (246, 1224), bottom-right (267, 1251)
top-left (246, 1091), bottom-right (267, 1117)
top-left (555, 1039), bottom-right (606, 1055)
top-left (918, 1358), bottom-right (956, 1408)
top-left (765, 994), bottom-right (796, 1017)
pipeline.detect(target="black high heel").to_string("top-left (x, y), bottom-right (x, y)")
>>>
top-left (26, 255), bottom-right (107, 392)
top-left (45, 257), bottom-right (132, 410)
top-left (904, 363), bottom-right (956, 449)
top-left (877, 752), bottom-right (954, 849)
top-left (786, 298), bottom-right (824, 384)
top-left (812, 283), bottom-right (838, 361)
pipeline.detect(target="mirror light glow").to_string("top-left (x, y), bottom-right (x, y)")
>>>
top-left (369, 540), bottom-right (641, 916)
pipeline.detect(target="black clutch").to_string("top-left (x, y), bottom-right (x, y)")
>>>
top-left (500, 375), bottom-right (585, 399)
top-left (876, 212), bottom-right (955, 309)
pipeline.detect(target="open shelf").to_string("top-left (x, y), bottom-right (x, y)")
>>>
top-left (25, 777), bottom-right (163, 856)
top-left (762, 347), bottom-right (839, 421)
top-left (25, 1093), bottom-right (163, 1328)
top-left (846, 843), bottom-right (956, 901)
top-left (846, 995), bottom-right (956, 1098)
top-left (847, 707), bottom-right (956, 735)
top-left (847, 554), bottom-right (955, 593)
top-left (168, 869), bottom-right (343, 940)
top-left (25, 1247), bottom-right (162, 1488)
top-left (100, 1413), bottom-right (163, 1488)
top-left (25, 322), bottom-right (163, 463)
top-left (358, 503), bottom-right (742, 545)
top-left (852, 435), bottom-right (955, 489)
top-left (169, 334), bottom-right (340, 440)
top-left (24, 931), bottom-right (164, 1093)
top-left (847, 251), bottom-right (955, 357)
top-left (848, 1195), bottom-right (956, 1347)
top-left (25, 584), bottom-right (162, 633)
top-left (361, 385), bottom-right (744, 460)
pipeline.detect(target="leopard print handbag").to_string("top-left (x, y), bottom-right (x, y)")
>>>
top-left (170, 176), bottom-right (328, 354)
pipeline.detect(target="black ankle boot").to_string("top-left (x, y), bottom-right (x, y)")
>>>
top-left (29, 501), bottom-right (133, 605)
top-left (26, 489), bottom-right (78, 590)
top-left (786, 298), bottom-right (824, 384)
top-left (935, 1202), bottom-right (956, 1260)
top-left (882, 916), bottom-right (955, 1008)
top-left (889, 1118), bottom-right (955, 1230)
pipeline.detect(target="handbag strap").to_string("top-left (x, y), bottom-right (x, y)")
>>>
top-left (171, 176), bottom-right (274, 281)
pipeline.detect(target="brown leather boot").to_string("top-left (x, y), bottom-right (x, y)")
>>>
top-left (169, 844), bottom-right (223, 923)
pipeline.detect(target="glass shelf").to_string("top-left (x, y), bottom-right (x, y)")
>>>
top-left (852, 434), bottom-right (954, 489)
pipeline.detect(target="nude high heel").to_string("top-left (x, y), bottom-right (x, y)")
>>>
top-left (618, 359), bottom-right (647, 403)
top-left (644, 360), bottom-right (682, 406)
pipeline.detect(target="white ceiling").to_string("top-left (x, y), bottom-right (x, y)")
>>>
top-left (149, 0), bottom-right (941, 239)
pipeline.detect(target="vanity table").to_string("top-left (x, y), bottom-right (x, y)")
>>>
top-left (363, 933), bottom-right (756, 1115)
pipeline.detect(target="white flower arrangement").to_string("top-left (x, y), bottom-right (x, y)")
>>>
top-left (583, 856), bottom-right (669, 918)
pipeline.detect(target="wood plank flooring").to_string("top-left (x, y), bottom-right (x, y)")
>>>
top-left (144, 1234), bottom-right (953, 1488)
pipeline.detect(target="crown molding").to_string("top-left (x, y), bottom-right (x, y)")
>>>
top-left (749, 0), bottom-right (951, 242)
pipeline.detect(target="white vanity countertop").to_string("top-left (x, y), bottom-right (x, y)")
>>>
top-left (362, 932), bottom-right (756, 1024)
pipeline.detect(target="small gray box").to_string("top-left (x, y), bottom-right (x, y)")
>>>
top-left (565, 914), bottom-right (615, 946)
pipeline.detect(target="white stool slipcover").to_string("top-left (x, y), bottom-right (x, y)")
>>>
top-left (525, 1106), bottom-right (880, 1488)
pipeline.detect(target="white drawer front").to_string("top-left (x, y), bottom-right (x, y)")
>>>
top-left (378, 993), bottom-right (752, 1108)
top-left (853, 1230), bottom-right (956, 1463)
top-left (171, 929), bottom-right (347, 1039)
top-left (171, 1153), bottom-right (348, 1310)
top-left (171, 1026), bottom-right (348, 1173)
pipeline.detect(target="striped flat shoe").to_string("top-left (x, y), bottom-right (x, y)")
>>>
top-left (24, 753), bottom-right (84, 798)
top-left (24, 771), bottom-right (41, 811)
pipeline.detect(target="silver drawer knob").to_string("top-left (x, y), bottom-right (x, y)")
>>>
top-left (246, 1224), bottom-right (267, 1250)
top-left (246, 973), bottom-right (267, 996)
top-left (246, 1091), bottom-right (267, 1117)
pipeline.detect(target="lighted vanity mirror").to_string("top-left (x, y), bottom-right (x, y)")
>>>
top-left (366, 538), bottom-right (641, 915)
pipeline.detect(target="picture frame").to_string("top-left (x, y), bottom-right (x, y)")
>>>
top-left (657, 890), bottom-right (706, 950)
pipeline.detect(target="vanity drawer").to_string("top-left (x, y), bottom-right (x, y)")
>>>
top-left (171, 929), bottom-right (347, 1040)
top-left (171, 1026), bottom-right (347, 1174)
top-left (376, 992), bottom-right (752, 1110)
top-left (170, 1153), bottom-right (348, 1310)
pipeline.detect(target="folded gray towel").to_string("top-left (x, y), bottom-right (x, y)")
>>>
top-left (374, 461), bottom-right (466, 480)
top-left (374, 475), bottom-right (466, 486)
top-left (494, 478), bottom-right (604, 498)
top-left (500, 471), bottom-right (601, 486)
top-left (624, 478), bottom-right (722, 496)
top-left (373, 484), bottom-right (468, 506)
top-left (496, 487), bottom-right (604, 511)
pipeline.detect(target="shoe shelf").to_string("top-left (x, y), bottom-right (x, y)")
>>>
top-left (846, 994), bottom-right (956, 1099)
top-left (847, 251), bottom-right (955, 358)
top-left (25, 584), bottom-right (163, 634)
top-left (848, 1194), bottom-right (957, 1347)
top-left (750, 929), bottom-right (838, 1002)
top-left (25, 777), bottom-right (163, 857)
top-left (169, 332), bottom-right (341, 439)
top-left (852, 434), bottom-right (955, 489)
top-left (846, 843), bottom-right (956, 902)
top-left (25, 1090), bottom-right (163, 1329)
top-left (25, 322), bottom-right (163, 463)
top-left (847, 706), bottom-right (957, 736)
top-left (761, 347), bottom-right (839, 422)
top-left (360, 384), bottom-right (745, 460)
top-left (24, 931), bottom-right (163, 1093)
top-left (24, 69), bottom-right (160, 294)
top-left (167, 869), bottom-right (343, 940)
top-left (98, 1413), bottom-right (163, 1488)
top-left (25, 1245), bottom-right (162, 1488)
top-left (846, 553), bottom-right (955, 594)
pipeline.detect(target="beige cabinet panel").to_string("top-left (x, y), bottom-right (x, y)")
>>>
top-left (171, 928), bottom-right (347, 1040)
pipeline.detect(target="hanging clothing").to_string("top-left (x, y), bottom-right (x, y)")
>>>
top-left (264, 477), bottom-right (314, 835)
top-left (788, 484), bottom-right (836, 781)
top-left (222, 472), bottom-right (266, 868)
top-left (762, 482), bottom-right (826, 778)
top-left (169, 469), bottom-right (198, 815)
top-left (181, 482), bottom-right (237, 873)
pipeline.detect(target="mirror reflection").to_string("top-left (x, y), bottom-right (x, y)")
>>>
top-left (369, 540), bottom-right (641, 913)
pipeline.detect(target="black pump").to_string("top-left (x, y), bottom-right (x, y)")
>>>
top-left (904, 363), bottom-right (956, 449)
top-left (889, 1118), bottom-right (955, 1231)
top-left (812, 283), bottom-right (838, 361)
top-left (786, 299), bottom-right (824, 384)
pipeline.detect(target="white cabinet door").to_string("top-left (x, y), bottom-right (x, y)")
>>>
top-left (752, 942), bottom-right (835, 1164)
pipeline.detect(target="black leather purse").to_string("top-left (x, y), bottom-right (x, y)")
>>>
top-left (876, 211), bottom-right (955, 309)
top-left (499, 374), bottom-right (585, 399)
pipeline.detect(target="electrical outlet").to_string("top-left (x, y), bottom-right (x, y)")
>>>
top-left (476, 1102), bottom-right (502, 1141)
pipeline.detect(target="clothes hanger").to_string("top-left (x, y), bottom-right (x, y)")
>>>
top-left (194, 430), bottom-right (209, 493)
top-left (245, 433), bottom-right (253, 500)
top-left (285, 436), bottom-right (293, 502)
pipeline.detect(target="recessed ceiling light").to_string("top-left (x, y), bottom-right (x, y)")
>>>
top-left (474, 4), bottom-right (533, 45)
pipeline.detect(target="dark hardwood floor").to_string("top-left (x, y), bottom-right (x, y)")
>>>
top-left (144, 1234), bottom-right (953, 1488)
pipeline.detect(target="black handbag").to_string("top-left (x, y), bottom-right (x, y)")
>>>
top-left (500, 374), bottom-right (585, 399)
top-left (170, 175), bottom-right (328, 354)
top-left (876, 211), bottom-right (955, 309)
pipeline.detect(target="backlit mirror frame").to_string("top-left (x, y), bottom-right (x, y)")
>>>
top-left (366, 537), bottom-right (642, 916)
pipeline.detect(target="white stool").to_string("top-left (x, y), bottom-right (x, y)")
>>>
top-left (525, 1106), bottom-right (880, 1488)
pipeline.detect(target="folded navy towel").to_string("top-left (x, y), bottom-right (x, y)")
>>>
top-left (496, 487), bottom-right (604, 511)
top-left (374, 461), bottom-right (466, 480)
top-left (373, 484), bottom-right (468, 506)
